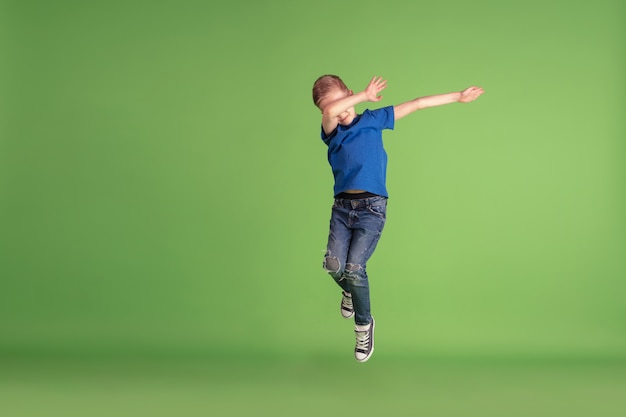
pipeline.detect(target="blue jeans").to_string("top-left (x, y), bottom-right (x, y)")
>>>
top-left (322, 196), bottom-right (387, 325)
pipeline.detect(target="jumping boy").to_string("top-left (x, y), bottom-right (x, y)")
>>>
top-left (312, 75), bottom-right (484, 362)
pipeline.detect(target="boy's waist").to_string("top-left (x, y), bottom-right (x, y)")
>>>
top-left (333, 194), bottom-right (387, 209)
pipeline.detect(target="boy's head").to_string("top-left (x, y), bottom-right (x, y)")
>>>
top-left (312, 74), bottom-right (350, 110)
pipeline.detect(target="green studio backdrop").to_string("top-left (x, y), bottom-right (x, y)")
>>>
top-left (1, 0), bottom-right (624, 361)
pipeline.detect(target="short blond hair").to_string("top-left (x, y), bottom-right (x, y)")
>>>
top-left (312, 74), bottom-right (349, 107)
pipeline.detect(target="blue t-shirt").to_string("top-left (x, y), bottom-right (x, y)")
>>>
top-left (321, 106), bottom-right (395, 197)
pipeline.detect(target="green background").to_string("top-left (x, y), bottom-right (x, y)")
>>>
top-left (1, 0), bottom-right (625, 416)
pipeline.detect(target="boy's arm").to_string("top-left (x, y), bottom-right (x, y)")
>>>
top-left (394, 86), bottom-right (484, 120)
top-left (322, 76), bottom-right (387, 134)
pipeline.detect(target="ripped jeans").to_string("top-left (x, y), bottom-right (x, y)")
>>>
top-left (322, 195), bottom-right (387, 325)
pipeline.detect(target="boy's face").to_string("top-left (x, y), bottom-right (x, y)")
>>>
top-left (317, 88), bottom-right (355, 125)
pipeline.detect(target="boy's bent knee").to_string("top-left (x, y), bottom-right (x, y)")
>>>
top-left (323, 255), bottom-right (341, 274)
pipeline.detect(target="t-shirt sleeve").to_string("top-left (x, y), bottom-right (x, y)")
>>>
top-left (320, 125), bottom-right (336, 144)
top-left (362, 106), bottom-right (395, 131)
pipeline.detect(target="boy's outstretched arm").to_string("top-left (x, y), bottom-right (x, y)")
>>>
top-left (394, 86), bottom-right (484, 120)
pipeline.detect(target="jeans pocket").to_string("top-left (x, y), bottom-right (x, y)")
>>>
top-left (367, 204), bottom-right (386, 218)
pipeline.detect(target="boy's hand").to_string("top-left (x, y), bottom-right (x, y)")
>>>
top-left (364, 76), bottom-right (387, 102)
top-left (459, 86), bottom-right (484, 103)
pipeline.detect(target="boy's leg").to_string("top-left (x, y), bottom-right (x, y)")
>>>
top-left (343, 198), bottom-right (386, 326)
top-left (323, 203), bottom-right (352, 294)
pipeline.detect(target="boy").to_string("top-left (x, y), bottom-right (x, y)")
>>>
top-left (312, 74), bottom-right (484, 362)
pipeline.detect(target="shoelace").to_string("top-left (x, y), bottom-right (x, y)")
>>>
top-left (342, 294), bottom-right (353, 310)
top-left (355, 330), bottom-right (370, 351)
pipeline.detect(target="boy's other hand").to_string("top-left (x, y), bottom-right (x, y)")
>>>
top-left (459, 86), bottom-right (484, 103)
top-left (364, 76), bottom-right (387, 102)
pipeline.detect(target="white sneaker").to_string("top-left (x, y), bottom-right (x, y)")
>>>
top-left (354, 317), bottom-right (375, 362)
top-left (340, 291), bottom-right (354, 319)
